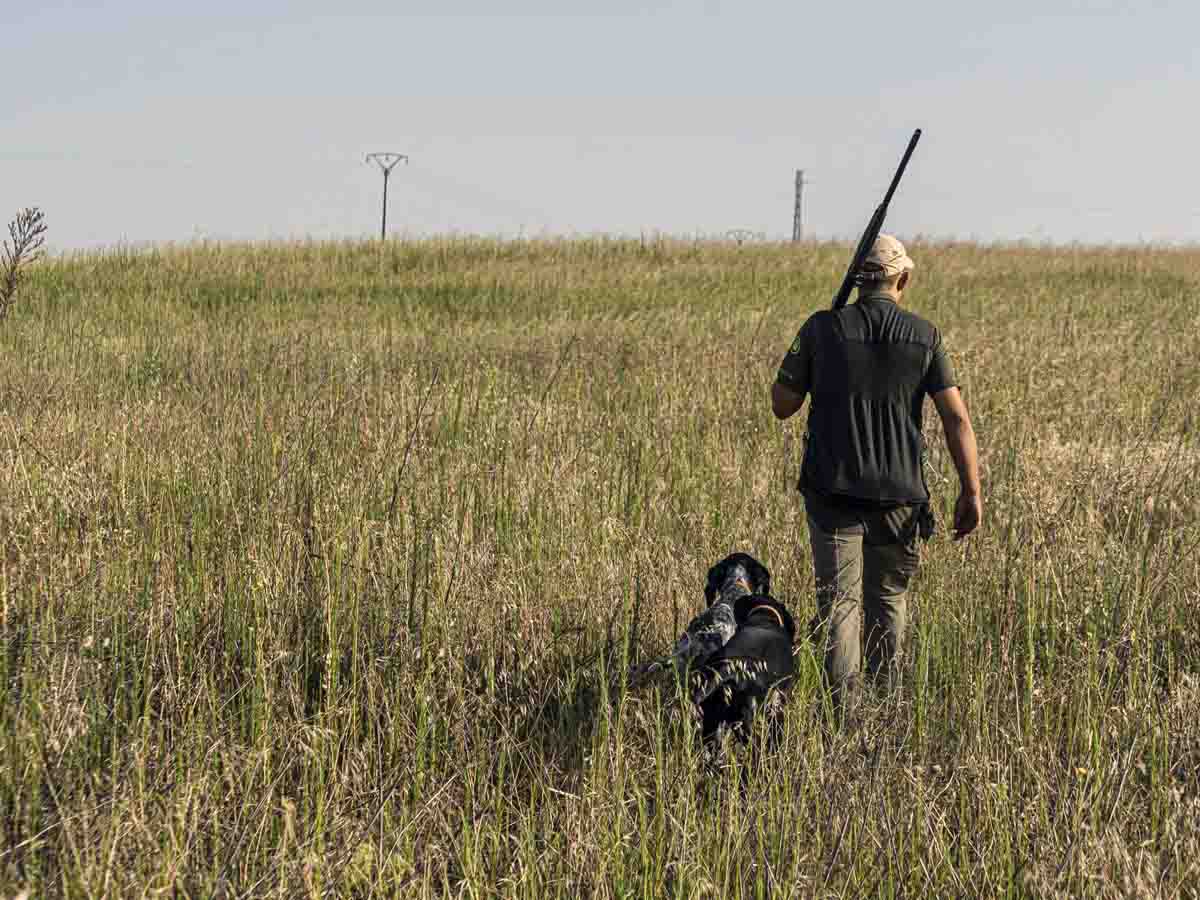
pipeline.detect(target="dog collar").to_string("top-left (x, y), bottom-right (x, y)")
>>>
top-left (748, 604), bottom-right (785, 629)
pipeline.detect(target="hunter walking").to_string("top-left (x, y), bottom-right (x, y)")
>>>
top-left (771, 235), bottom-right (981, 717)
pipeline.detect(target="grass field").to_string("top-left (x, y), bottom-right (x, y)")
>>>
top-left (2, 237), bottom-right (1199, 897)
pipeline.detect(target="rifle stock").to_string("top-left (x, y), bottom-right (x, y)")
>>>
top-left (831, 129), bottom-right (922, 310)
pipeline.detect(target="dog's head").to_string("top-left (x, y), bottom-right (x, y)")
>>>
top-left (704, 552), bottom-right (771, 607)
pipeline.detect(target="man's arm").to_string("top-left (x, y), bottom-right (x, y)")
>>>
top-left (771, 382), bottom-right (805, 420)
top-left (931, 387), bottom-right (982, 539)
top-left (773, 317), bottom-right (816, 420)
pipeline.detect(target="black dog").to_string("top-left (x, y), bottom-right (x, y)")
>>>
top-left (674, 553), bottom-right (797, 747)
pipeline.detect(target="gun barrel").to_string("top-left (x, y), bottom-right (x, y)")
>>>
top-left (882, 129), bottom-right (922, 208)
top-left (831, 129), bottom-right (922, 310)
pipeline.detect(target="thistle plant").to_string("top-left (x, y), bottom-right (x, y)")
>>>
top-left (1, 206), bottom-right (47, 320)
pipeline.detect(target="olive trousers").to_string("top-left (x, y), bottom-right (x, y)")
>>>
top-left (804, 493), bottom-right (921, 713)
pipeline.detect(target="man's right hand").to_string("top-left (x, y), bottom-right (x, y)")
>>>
top-left (953, 491), bottom-right (982, 540)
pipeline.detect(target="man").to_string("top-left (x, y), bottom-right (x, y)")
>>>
top-left (771, 235), bottom-right (981, 716)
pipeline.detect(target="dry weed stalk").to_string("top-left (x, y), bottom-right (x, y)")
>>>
top-left (1, 206), bottom-right (47, 320)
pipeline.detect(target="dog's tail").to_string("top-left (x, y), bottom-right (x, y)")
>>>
top-left (626, 655), bottom-right (673, 690)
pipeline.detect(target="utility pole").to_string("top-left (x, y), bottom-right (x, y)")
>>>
top-left (792, 169), bottom-right (806, 242)
top-left (365, 152), bottom-right (408, 240)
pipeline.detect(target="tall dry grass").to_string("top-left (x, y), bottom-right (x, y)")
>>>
top-left (1, 237), bottom-right (1199, 897)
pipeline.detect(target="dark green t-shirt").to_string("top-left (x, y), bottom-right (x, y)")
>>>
top-left (776, 295), bottom-right (957, 506)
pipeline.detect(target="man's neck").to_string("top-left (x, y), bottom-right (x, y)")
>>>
top-left (859, 288), bottom-right (902, 304)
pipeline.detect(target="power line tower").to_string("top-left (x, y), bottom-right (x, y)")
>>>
top-left (792, 169), bottom-right (806, 242)
top-left (365, 152), bottom-right (408, 240)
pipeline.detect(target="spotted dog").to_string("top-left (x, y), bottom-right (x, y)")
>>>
top-left (676, 553), bottom-right (797, 746)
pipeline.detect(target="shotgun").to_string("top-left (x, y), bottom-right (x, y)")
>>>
top-left (831, 129), bottom-right (922, 310)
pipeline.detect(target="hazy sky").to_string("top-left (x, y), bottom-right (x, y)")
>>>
top-left (3, 0), bottom-right (1198, 250)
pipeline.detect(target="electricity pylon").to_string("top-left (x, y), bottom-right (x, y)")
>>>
top-left (365, 152), bottom-right (408, 240)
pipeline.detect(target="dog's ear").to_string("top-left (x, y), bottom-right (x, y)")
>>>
top-left (746, 556), bottom-right (771, 597)
top-left (703, 562), bottom-right (722, 606)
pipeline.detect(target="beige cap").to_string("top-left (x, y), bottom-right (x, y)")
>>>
top-left (860, 234), bottom-right (914, 279)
